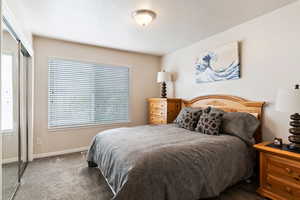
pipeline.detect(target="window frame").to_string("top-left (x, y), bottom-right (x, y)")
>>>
top-left (0, 52), bottom-right (16, 134)
top-left (47, 57), bottom-right (132, 131)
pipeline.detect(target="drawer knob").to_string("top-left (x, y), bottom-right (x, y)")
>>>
top-left (266, 183), bottom-right (272, 189)
top-left (285, 168), bottom-right (292, 174)
top-left (286, 187), bottom-right (292, 194)
top-left (266, 177), bottom-right (272, 189)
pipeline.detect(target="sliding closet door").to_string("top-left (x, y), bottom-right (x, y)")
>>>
top-left (1, 25), bottom-right (20, 200)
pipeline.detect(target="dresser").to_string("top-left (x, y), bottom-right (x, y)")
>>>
top-left (148, 98), bottom-right (182, 125)
top-left (254, 142), bottom-right (300, 200)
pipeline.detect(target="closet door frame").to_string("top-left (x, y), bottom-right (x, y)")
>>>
top-left (18, 42), bottom-right (30, 179)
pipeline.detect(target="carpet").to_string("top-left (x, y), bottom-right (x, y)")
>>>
top-left (2, 162), bottom-right (19, 200)
top-left (14, 152), bottom-right (263, 200)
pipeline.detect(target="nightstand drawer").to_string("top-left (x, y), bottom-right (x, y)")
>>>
top-left (265, 174), bottom-right (300, 200)
top-left (267, 154), bottom-right (300, 184)
top-left (149, 116), bottom-right (166, 124)
top-left (149, 110), bottom-right (166, 116)
top-left (255, 142), bottom-right (300, 200)
top-left (148, 98), bottom-right (181, 125)
top-left (149, 102), bottom-right (166, 109)
top-left (149, 114), bottom-right (166, 122)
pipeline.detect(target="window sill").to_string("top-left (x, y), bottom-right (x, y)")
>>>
top-left (0, 129), bottom-right (16, 136)
top-left (48, 121), bottom-right (132, 132)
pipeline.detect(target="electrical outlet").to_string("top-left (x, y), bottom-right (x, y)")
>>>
top-left (37, 137), bottom-right (42, 145)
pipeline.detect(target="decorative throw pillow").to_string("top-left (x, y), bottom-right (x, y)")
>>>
top-left (174, 107), bottom-right (203, 131)
top-left (209, 107), bottom-right (225, 115)
top-left (195, 107), bottom-right (223, 135)
top-left (221, 112), bottom-right (260, 145)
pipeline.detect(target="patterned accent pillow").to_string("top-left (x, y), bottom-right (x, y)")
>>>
top-left (195, 107), bottom-right (223, 135)
top-left (174, 107), bottom-right (203, 131)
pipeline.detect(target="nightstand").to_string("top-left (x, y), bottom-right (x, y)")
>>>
top-left (254, 142), bottom-right (300, 200)
top-left (147, 98), bottom-right (181, 125)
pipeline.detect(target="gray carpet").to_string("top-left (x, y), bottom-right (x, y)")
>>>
top-left (14, 152), bottom-right (264, 200)
top-left (2, 162), bottom-right (19, 200)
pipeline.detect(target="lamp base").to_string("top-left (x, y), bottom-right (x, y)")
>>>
top-left (288, 113), bottom-right (300, 147)
top-left (161, 82), bottom-right (167, 98)
top-left (289, 113), bottom-right (300, 135)
top-left (288, 142), bottom-right (300, 150)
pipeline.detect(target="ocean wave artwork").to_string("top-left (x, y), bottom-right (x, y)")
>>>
top-left (195, 42), bottom-right (240, 83)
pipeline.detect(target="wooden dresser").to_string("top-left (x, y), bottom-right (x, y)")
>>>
top-left (148, 98), bottom-right (182, 125)
top-left (254, 142), bottom-right (300, 200)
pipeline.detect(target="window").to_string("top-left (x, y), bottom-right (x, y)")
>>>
top-left (1, 54), bottom-right (14, 131)
top-left (48, 58), bottom-right (129, 128)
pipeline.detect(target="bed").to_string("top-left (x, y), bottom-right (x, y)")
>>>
top-left (87, 95), bottom-right (264, 200)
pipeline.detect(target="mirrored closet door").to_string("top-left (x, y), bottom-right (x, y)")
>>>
top-left (1, 18), bottom-right (30, 200)
top-left (1, 21), bottom-right (20, 200)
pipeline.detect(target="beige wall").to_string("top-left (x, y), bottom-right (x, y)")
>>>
top-left (33, 36), bottom-right (160, 155)
top-left (162, 1), bottom-right (300, 143)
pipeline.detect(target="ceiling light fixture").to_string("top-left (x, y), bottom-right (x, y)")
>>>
top-left (132, 9), bottom-right (157, 26)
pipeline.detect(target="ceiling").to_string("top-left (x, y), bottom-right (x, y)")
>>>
top-left (13, 0), bottom-right (297, 55)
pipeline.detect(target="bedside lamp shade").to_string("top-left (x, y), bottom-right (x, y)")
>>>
top-left (157, 71), bottom-right (171, 83)
top-left (276, 88), bottom-right (300, 113)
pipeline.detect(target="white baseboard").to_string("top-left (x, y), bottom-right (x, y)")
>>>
top-left (2, 157), bottom-right (18, 164)
top-left (33, 146), bottom-right (89, 159)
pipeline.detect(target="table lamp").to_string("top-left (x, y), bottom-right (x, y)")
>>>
top-left (157, 71), bottom-right (171, 98)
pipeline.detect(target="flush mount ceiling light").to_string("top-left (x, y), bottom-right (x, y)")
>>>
top-left (132, 9), bottom-right (157, 26)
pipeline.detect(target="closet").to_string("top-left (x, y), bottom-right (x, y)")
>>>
top-left (1, 17), bottom-right (30, 200)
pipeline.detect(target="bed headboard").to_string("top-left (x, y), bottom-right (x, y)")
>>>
top-left (182, 95), bottom-right (265, 143)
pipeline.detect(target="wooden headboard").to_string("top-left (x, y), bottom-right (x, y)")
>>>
top-left (182, 95), bottom-right (265, 143)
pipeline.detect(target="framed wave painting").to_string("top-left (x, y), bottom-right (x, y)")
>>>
top-left (195, 42), bottom-right (240, 83)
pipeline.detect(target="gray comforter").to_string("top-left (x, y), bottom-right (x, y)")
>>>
top-left (87, 124), bottom-right (254, 200)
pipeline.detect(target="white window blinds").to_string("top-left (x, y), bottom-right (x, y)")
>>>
top-left (48, 58), bottom-right (129, 128)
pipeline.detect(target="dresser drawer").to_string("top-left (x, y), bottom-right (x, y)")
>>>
top-left (149, 116), bottom-right (166, 124)
top-left (255, 143), bottom-right (300, 200)
top-left (265, 174), bottom-right (300, 200)
top-left (149, 110), bottom-right (166, 116)
top-left (148, 98), bottom-right (181, 125)
top-left (149, 102), bottom-right (166, 109)
top-left (267, 154), bottom-right (300, 184)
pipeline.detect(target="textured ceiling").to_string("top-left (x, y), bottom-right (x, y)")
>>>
top-left (12, 0), bottom-right (297, 55)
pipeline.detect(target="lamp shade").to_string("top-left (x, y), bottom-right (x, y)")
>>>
top-left (276, 88), bottom-right (300, 113)
top-left (157, 71), bottom-right (171, 83)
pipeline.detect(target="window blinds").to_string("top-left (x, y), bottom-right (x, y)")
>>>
top-left (48, 58), bottom-right (129, 128)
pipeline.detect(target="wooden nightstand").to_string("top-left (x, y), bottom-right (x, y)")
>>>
top-left (147, 98), bottom-right (181, 125)
top-left (254, 142), bottom-right (300, 200)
